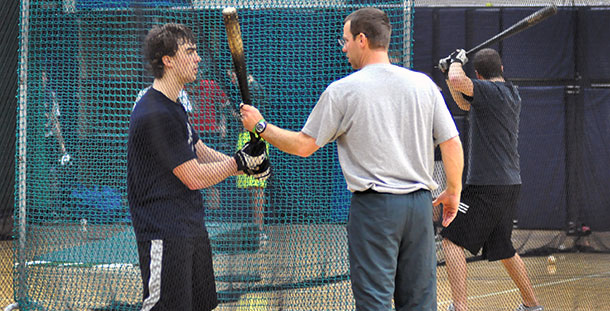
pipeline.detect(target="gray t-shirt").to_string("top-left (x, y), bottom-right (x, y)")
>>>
top-left (302, 63), bottom-right (459, 194)
top-left (466, 80), bottom-right (521, 185)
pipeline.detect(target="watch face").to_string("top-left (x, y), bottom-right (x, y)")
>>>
top-left (255, 121), bottom-right (266, 133)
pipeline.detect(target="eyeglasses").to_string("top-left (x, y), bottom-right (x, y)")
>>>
top-left (338, 33), bottom-right (366, 48)
top-left (338, 38), bottom-right (346, 48)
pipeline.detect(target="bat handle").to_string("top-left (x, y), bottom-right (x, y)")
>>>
top-left (249, 131), bottom-right (259, 142)
top-left (241, 102), bottom-right (259, 142)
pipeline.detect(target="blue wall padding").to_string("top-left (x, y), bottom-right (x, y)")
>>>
top-left (437, 8), bottom-right (468, 60)
top-left (412, 8), bottom-right (434, 76)
top-left (516, 86), bottom-right (566, 229)
top-left (469, 9), bottom-right (501, 58)
top-left (436, 9), bottom-right (470, 115)
top-left (502, 8), bottom-right (575, 80)
top-left (578, 8), bottom-right (610, 81)
top-left (572, 88), bottom-right (610, 231)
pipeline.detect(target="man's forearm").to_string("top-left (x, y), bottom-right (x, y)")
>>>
top-left (206, 148), bottom-right (231, 163)
top-left (239, 103), bottom-right (319, 157)
top-left (446, 80), bottom-right (471, 111)
top-left (196, 141), bottom-right (231, 163)
top-left (174, 157), bottom-right (238, 190)
top-left (260, 124), bottom-right (318, 157)
top-left (447, 62), bottom-right (474, 97)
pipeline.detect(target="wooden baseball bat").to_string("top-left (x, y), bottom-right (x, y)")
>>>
top-left (223, 7), bottom-right (252, 106)
top-left (223, 7), bottom-right (258, 141)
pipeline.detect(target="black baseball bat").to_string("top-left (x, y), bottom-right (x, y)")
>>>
top-left (466, 5), bottom-right (557, 58)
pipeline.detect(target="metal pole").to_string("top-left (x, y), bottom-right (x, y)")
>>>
top-left (16, 0), bottom-right (31, 308)
top-left (402, 0), bottom-right (413, 68)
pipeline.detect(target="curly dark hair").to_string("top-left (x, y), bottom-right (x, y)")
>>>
top-left (143, 23), bottom-right (195, 79)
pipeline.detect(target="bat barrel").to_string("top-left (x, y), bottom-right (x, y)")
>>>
top-left (223, 6), bottom-right (258, 141)
top-left (223, 6), bottom-right (253, 106)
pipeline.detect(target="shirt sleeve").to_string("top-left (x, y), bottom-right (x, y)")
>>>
top-left (301, 88), bottom-right (345, 148)
top-left (470, 79), bottom-right (494, 109)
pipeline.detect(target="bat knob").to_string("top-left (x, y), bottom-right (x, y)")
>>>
top-left (222, 7), bottom-right (237, 16)
top-left (60, 153), bottom-right (71, 166)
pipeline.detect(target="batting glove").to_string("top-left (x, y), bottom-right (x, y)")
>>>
top-left (234, 139), bottom-right (267, 173)
top-left (249, 158), bottom-right (271, 181)
top-left (438, 56), bottom-right (451, 73)
top-left (450, 49), bottom-right (468, 65)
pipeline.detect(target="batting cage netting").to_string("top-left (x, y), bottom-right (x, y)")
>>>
top-left (11, 1), bottom-right (413, 310)
top-left (6, 0), bottom-right (610, 310)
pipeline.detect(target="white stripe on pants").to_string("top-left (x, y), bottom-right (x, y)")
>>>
top-left (142, 240), bottom-right (163, 311)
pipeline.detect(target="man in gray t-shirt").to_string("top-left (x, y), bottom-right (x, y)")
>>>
top-left (241, 8), bottom-right (463, 310)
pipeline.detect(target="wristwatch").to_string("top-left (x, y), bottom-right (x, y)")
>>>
top-left (254, 119), bottom-right (267, 135)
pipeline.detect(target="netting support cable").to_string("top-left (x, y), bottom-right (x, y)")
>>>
top-left (402, 0), bottom-right (413, 68)
top-left (3, 303), bottom-right (19, 311)
top-left (15, 0), bottom-right (30, 308)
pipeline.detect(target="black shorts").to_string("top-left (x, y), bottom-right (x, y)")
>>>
top-left (440, 184), bottom-right (521, 261)
top-left (137, 235), bottom-right (218, 311)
